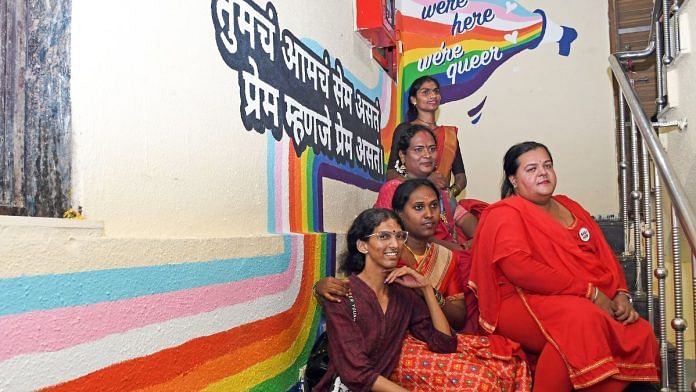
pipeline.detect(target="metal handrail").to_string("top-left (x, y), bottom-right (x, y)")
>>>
top-left (609, 54), bottom-right (696, 263)
top-left (614, 0), bottom-right (661, 61)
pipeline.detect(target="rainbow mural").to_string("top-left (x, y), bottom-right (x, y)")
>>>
top-left (392, 0), bottom-right (578, 126)
top-left (0, 0), bottom-right (577, 390)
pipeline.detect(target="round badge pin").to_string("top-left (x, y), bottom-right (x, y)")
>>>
top-left (579, 227), bottom-right (590, 242)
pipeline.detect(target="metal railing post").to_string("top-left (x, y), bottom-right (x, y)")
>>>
top-left (670, 208), bottom-right (686, 391)
top-left (672, 3), bottom-right (681, 56)
top-left (630, 115), bottom-right (645, 296)
top-left (619, 94), bottom-right (630, 255)
top-left (663, 0), bottom-right (673, 64)
top-left (655, 21), bottom-right (667, 112)
top-left (641, 140), bottom-right (655, 325)
top-left (654, 174), bottom-right (670, 391)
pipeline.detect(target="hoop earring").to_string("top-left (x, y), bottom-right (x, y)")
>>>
top-left (395, 160), bottom-right (407, 177)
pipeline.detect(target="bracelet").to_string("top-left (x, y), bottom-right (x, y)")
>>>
top-left (592, 286), bottom-right (599, 303)
top-left (433, 288), bottom-right (446, 308)
top-left (449, 184), bottom-right (460, 196)
top-left (312, 282), bottom-right (320, 299)
top-left (616, 291), bottom-right (633, 304)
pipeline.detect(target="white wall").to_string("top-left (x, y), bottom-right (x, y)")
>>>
top-left (439, 0), bottom-right (619, 215)
top-left (70, 0), bottom-right (383, 238)
top-left (665, 0), bottom-right (696, 213)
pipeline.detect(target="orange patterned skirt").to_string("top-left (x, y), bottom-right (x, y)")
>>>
top-left (391, 334), bottom-right (531, 391)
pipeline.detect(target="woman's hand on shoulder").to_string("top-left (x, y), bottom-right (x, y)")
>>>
top-left (612, 293), bottom-right (640, 325)
top-left (314, 277), bottom-right (350, 303)
top-left (427, 172), bottom-right (447, 189)
top-left (384, 266), bottom-right (429, 289)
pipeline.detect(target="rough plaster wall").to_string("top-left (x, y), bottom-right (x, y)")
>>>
top-left (439, 0), bottom-right (619, 215)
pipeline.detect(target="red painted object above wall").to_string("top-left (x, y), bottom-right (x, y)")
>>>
top-left (354, 0), bottom-right (396, 48)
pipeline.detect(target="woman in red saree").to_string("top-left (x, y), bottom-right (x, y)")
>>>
top-left (377, 124), bottom-right (485, 247)
top-left (469, 141), bottom-right (659, 391)
top-left (386, 76), bottom-right (477, 238)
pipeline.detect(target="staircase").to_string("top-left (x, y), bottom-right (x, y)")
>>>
top-left (605, 2), bottom-right (696, 390)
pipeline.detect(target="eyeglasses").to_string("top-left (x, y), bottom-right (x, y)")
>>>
top-left (365, 230), bottom-right (409, 242)
top-left (409, 145), bottom-right (437, 156)
top-left (418, 88), bottom-right (440, 97)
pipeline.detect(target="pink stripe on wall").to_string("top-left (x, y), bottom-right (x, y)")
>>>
top-left (0, 238), bottom-right (299, 362)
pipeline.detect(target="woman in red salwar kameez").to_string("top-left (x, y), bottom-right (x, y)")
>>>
top-left (469, 141), bottom-right (659, 391)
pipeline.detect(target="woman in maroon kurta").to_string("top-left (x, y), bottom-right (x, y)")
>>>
top-left (315, 208), bottom-right (456, 391)
top-left (469, 142), bottom-right (658, 391)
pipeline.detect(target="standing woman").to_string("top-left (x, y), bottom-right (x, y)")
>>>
top-left (469, 142), bottom-right (659, 391)
top-left (387, 75), bottom-right (467, 200)
top-left (314, 208), bottom-right (456, 391)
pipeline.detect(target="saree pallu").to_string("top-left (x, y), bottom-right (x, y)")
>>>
top-left (433, 125), bottom-right (459, 180)
top-left (393, 245), bottom-right (530, 391)
top-left (391, 334), bottom-right (531, 391)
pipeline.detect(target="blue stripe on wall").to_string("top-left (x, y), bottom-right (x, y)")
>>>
top-left (0, 236), bottom-right (292, 316)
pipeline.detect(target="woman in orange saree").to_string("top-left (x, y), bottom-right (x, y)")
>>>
top-left (388, 179), bottom-right (531, 391)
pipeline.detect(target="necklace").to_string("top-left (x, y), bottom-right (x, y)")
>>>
top-left (404, 242), bottom-right (432, 267)
top-left (416, 118), bottom-right (437, 127)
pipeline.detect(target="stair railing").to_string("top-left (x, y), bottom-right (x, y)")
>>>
top-left (610, 1), bottom-right (695, 391)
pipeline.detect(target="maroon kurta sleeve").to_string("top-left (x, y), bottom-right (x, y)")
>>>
top-left (402, 288), bottom-right (457, 353)
top-left (322, 299), bottom-right (380, 392)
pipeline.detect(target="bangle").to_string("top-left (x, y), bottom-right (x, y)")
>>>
top-left (312, 282), bottom-right (320, 299)
top-left (592, 286), bottom-right (599, 303)
top-left (449, 184), bottom-right (460, 195)
top-left (617, 291), bottom-right (633, 304)
top-left (433, 288), bottom-right (446, 308)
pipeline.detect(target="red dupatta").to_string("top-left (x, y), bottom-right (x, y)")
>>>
top-left (469, 195), bottom-right (627, 333)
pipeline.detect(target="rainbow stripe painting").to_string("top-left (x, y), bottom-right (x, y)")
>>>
top-left (0, 234), bottom-right (328, 391)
